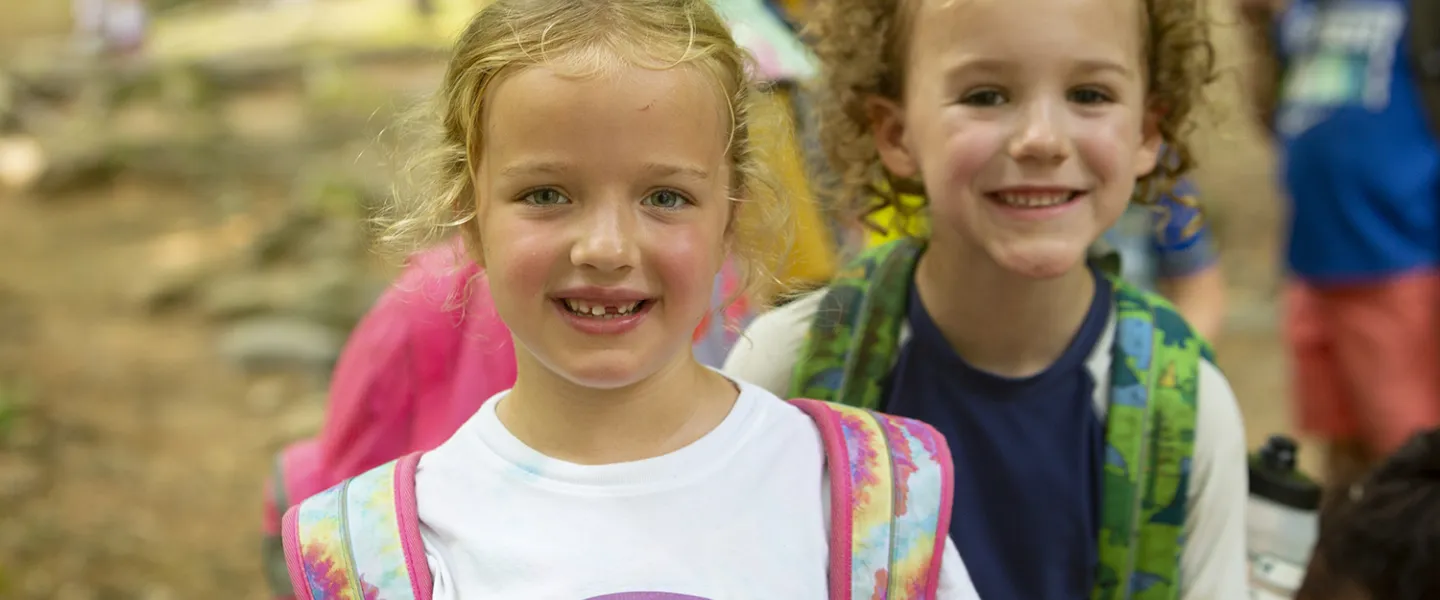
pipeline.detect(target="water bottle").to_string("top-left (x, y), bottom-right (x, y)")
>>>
top-left (1246, 435), bottom-right (1323, 600)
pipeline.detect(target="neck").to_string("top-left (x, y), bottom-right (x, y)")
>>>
top-left (914, 236), bottom-right (1097, 378)
top-left (497, 347), bottom-right (738, 465)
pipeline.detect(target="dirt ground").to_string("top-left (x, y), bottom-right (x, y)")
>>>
top-left (0, 11), bottom-right (1312, 600)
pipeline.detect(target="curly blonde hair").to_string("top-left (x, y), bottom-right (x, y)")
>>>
top-left (380, 0), bottom-right (792, 304)
top-left (806, 0), bottom-right (1217, 236)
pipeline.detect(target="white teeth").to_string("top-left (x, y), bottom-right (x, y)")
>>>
top-left (995, 192), bottom-right (1074, 208)
top-left (562, 299), bottom-right (643, 318)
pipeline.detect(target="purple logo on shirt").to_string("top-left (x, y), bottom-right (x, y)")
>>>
top-left (584, 594), bottom-right (712, 600)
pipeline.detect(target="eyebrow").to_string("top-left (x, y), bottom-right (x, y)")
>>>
top-left (642, 162), bottom-right (711, 181)
top-left (499, 160), bottom-right (569, 178)
top-left (498, 160), bottom-right (711, 181)
top-left (943, 57), bottom-right (1135, 79)
top-left (1072, 59), bottom-right (1134, 78)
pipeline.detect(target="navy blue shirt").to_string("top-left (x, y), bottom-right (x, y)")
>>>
top-left (883, 268), bottom-right (1111, 600)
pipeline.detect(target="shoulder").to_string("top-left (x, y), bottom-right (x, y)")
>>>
top-left (722, 289), bottom-right (827, 396)
top-left (1180, 357), bottom-right (1251, 598)
top-left (1194, 358), bottom-right (1246, 483)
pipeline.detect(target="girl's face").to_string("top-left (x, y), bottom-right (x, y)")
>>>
top-left (475, 63), bottom-right (732, 390)
top-left (872, 0), bottom-right (1162, 278)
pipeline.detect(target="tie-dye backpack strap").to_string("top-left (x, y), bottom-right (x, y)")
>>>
top-left (789, 238), bottom-right (924, 410)
top-left (281, 452), bottom-right (432, 600)
top-left (791, 398), bottom-right (955, 600)
top-left (1092, 278), bottom-right (1209, 600)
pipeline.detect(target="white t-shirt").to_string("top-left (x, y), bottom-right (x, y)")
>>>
top-left (416, 380), bottom-right (982, 600)
top-left (723, 291), bottom-right (1251, 600)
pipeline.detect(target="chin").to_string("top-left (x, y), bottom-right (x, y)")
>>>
top-left (990, 241), bottom-right (1091, 280)
top-left (551, 357), bottom-right (654, 391)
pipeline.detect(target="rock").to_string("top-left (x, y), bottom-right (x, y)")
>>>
top-left (201, 265), bottom-right (377, 326)
top-left (200, 274), bottom-right (288, 321)
top-left (217, 316), bottom-right (344, 373)
top-left (129, 262), bottom-right (210, 313)
top-left (291, 262), bottom-right (384, 328)
top-left (302, 219), bottom-right (368, 262)
top-left (246, 209), bottom-right (324, 266)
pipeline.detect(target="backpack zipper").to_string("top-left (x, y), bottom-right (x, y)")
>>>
top-left (337, 478), bottom-right (366, 598)
top-left (1120, 360), bottom-right (1157, 600)
top-left (874, 410), bottom-right (902, 599)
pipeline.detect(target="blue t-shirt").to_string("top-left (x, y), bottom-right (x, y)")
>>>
top-left (1276, 0), bottom-right (1440, 282)
top-left (882, 267), bottom-right (1112, 600)
top-left (1102, 178), bottom-right (1217, 292)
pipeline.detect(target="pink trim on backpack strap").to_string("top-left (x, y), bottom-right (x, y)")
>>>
top-left (281, 505), bottom-right (316, 600)
top-left (392, 452), bottom-right (433, 600)
top-left (923, 424), bottom-right (955, 599)
top-left (788, 398), bottom-right (853, 600)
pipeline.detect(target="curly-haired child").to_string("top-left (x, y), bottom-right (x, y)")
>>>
top-left (725, 0), bottom-right (1250, 597)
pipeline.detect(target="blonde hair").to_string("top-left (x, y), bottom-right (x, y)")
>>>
top-left (807, 0), bottom-right (1216, 235)
top-left (381, 0), bottom-right (791, 304)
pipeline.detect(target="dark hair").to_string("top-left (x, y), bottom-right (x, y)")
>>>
top-left (1298, 428), bottom-right (1440, 600)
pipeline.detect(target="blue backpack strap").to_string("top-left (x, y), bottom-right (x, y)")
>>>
top-left (281, 452), bottom-right (431, 600)
top-left (791, 398), bottom-right (955, 600)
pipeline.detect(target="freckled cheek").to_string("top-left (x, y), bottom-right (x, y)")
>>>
top-left (482, 222), bottom-right (568, 307)
top-left (645, 226), bottom-right (721, 317)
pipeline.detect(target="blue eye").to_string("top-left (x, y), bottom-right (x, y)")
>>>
top-left (521, 188), bottom-right (569, 206)
top-left (643, 189), bottom-right (690, 209)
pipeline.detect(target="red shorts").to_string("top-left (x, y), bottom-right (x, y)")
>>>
top-left (1286, 271), bottom-right (1440, 455)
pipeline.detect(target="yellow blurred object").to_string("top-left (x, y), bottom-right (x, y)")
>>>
top-left (746, 87), bottom-right (838, 300)
top-left (862, 182), bottom-right (930, 249)
top-left (146, 0), bottom-right (482, 63)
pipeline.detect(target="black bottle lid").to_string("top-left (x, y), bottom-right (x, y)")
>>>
top-left (1249, 434), bottom-right (1323, 511)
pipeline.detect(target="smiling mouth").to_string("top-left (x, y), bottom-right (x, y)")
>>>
top-left (558, 299), bottom-right (652, 318)
top-left (988, 191), bottom-right (1083, 208)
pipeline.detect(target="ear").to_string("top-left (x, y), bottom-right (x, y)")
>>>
top-left (1134, 106), bottom-right (1165, 178)
top-left (866, 96), bottom-right (920, 180)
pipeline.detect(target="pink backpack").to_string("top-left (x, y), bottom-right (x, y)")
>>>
top-left (263, 242), bottom-right (758, 597)
top-left (283, 399), bottom-right (955, 600)
top-left (263, 242), bottom-right (514, 595)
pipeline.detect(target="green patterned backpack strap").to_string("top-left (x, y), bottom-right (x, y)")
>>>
top-left (1093, 276), bottom-right (1213, 600)
top-left (788, 237), bottom-right (924, 409)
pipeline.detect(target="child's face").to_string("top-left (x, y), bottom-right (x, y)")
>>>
top-left (475, 63), bottom-right (732, 389)
top-left (873, 0), bottom-right (1162, 278)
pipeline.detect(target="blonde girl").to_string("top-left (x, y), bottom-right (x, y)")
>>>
top-left (279, 1), bottom-right (980, 598)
